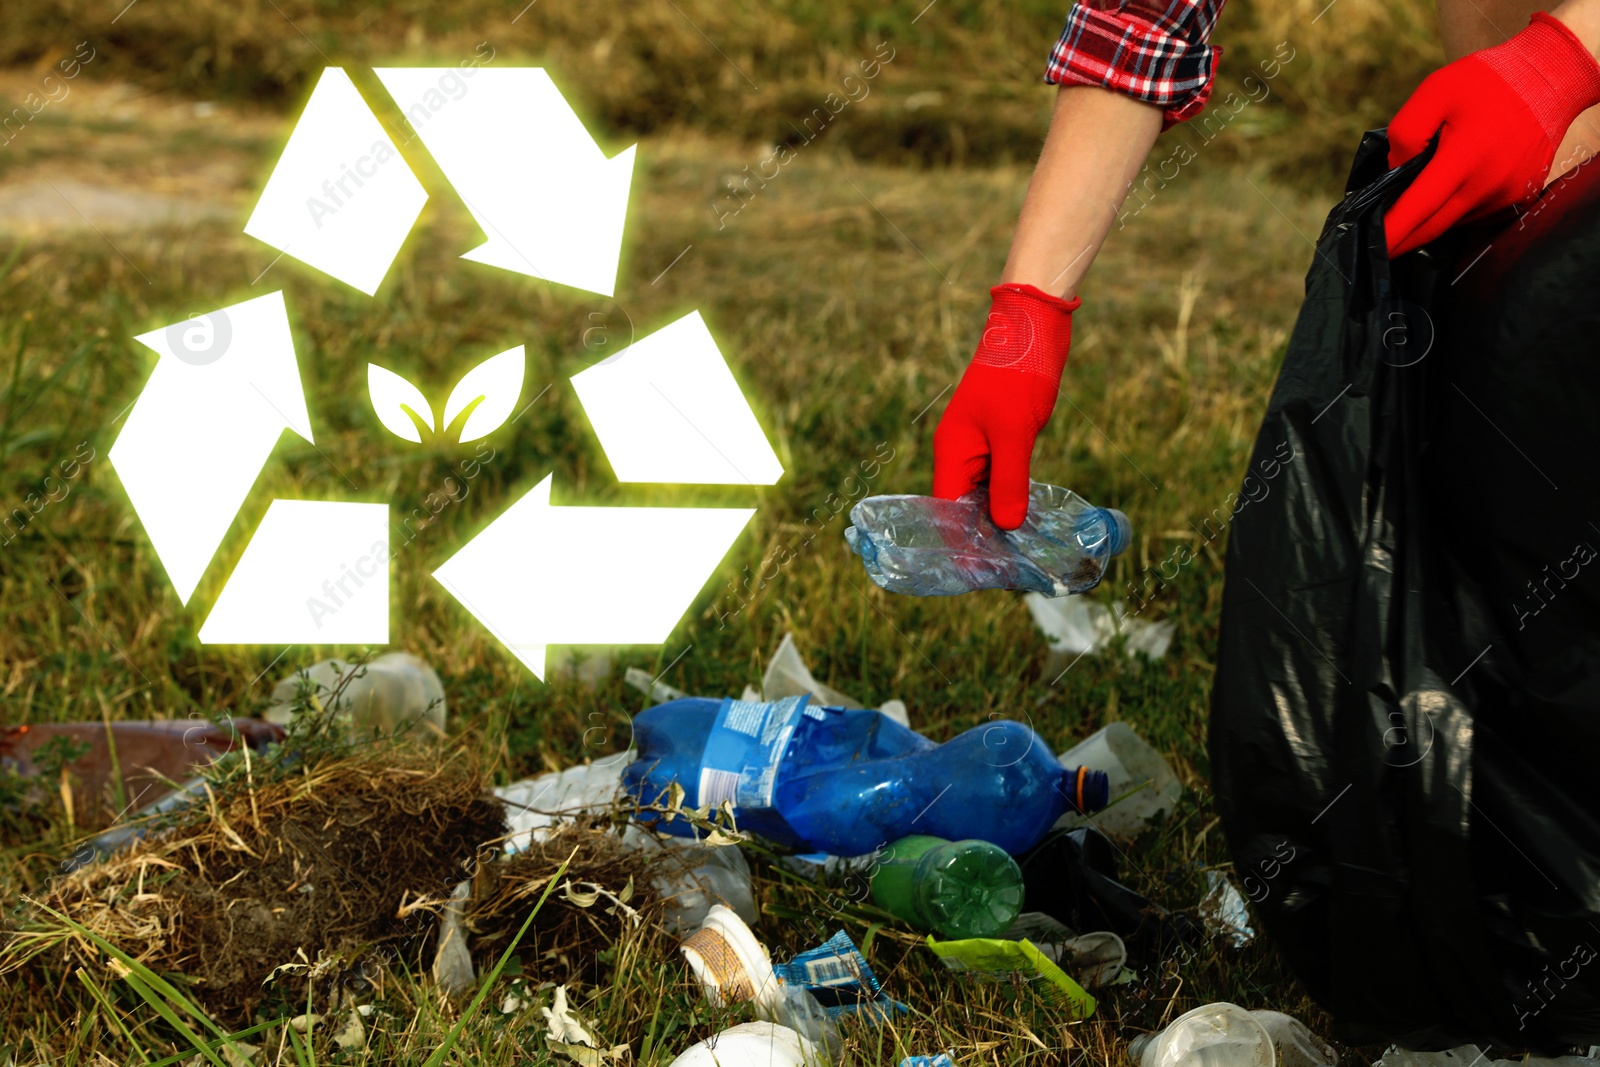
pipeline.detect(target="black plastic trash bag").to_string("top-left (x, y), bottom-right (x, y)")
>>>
top-left (1210, 130), bottom-right (1600, 1051)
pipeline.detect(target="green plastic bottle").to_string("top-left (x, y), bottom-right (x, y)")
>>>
top-left (870, 834), bottom-right (1025, 939)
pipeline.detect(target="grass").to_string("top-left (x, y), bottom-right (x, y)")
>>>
top-left (0, 0), bottom-right (1442, 1061)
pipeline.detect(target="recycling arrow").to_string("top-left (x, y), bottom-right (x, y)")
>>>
top-left (432, 474), bottom-right (752, 679)
top-left (108, 291), bottom-right (313, 605)
top-left (375, 68), bottom-right (636, 297)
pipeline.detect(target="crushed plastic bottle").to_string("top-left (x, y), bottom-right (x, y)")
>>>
top-left (870, 835), bottom-right (1024, 940)
top-left (625, 696), bottom-right (1109, 856)
top-left (844, 482), bottom-right (1130, 597)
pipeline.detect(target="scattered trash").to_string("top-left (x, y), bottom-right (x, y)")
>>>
top-left (541, 985), bottom-right (630, 1064)
top-left (626, 695), bottom-right (1108, 856)
top-left (1035, 931), bottom-right (1128, 988)
top-left (680, 904), bottom-right (782, 1007)
top-left (544, 991), bottom-right (630, 1062)
top-left (1001, 913), bottom-right (1130, 986)
top-left (871, 835), bottom-right (1024, 939)
top-left (680, 905), bottom-right (843, 1053)
top-left (778, 850), bottom-right (879, 881)
top-left (761, 632), bottom-right (860, 709)
top-left (1025, 592), bottom-right (1175, 667)
top-left (0, 718), bottom-right (283, 825)
top-left (1003, 911), bottom-right (1075, 944)
top-left (754, 632), bottom-right (910, 728)
top-left (500, 980), bottom-right (531, 1015)
top-left (1128, 1003), bottom-right (1273, 1067)
top-left (925, 935), bottom-right (1096, 1018)
top-left (899, 1055), bottom-right (958, 1067)
top-left (493, 753), bottom-right (757, 934)
top-left (496, 753), bottom-right (633, 850)
top-left (773, 930), bottom-right (905, 1023)
top-left (622, 824), bottom-right (757, 934)
top-left (1199, 870), bottom-right (1256, 948)
top-left (623, 666), bottom-right (689, 704)
top-left (265, 652), bottom-right (446, 740)
top-left (331, 1009), bottom-right (366, 1052)
top-left (1055, 722), bottom-right (1182, 840)
top-left (624, 632), bottom-right (910, 727)
top-left (431, 879), bottom-right (475, 997)
top-left (1018, 828), bottom-right (1204, 945)
top-left (666, 1021), bottom-right (822, 1067)
top-left (1129, 1007), bottom-right (1334, 1067)
top-left (543, 985), bottom-right (599, 1046)
top-left (844, 481), bottom-right (1130, 596)
top-left (1250, 1011), bottom-right (1337, 1067)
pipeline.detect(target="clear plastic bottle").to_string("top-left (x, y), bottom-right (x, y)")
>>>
top-left (845, 481), bottom-right (1131, 597)
top-left (870, 835), bottom-right (1025, 939)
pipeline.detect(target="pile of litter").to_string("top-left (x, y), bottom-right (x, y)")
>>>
top-left (0, 637), bottom-right (1346, 1067)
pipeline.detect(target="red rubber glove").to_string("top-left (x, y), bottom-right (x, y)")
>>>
top-left (932, 283), bottom-right (1079, 530)
top-left (1386, 12), bottom-right (1600, 257)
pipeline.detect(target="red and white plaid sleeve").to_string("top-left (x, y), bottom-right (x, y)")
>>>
top-left (1044, 0), bottom-right (1226, 126)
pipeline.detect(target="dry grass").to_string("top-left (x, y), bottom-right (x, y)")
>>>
top-left (2, 744), bottom-right (506, 1026)
top-left (2, 0), bottom-right (1441, 186)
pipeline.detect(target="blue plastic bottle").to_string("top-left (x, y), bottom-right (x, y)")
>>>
top-left (623, 696), bottom-right (1109, 856)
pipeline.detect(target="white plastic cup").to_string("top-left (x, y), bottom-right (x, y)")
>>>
top-left (1056, 722), bottom-right (1181, 838)
top-left (1059, 931), bottom-right (1128, 987)
top-left (1129, 1002), bottom-right (1275, 1067)
top-left (679, 905), bottom-right (780, 1010)
top-left (666, 1021), bottom-right (820, 1067)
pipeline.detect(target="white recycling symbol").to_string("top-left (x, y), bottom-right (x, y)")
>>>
top-left (107, 66), bottom-right (783, 680)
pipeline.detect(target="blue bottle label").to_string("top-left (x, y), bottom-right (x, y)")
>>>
top-left (773, 930), bottom-right (909, 1021)
top-left (696, 694), bottom-right (810, 813)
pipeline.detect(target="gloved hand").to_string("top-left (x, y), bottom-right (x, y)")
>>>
top-left (1386, 12), bottom-right (1600, 257)
top-left (932, 283), bottom-right (1079, 530)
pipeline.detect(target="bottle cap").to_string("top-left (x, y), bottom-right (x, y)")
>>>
top-left (915, 839), bottom-right (1025, 940)
top-left (1101, 508), bottom-right (1132, 557)
top-left (1064, 766), bottom-right (1111, 813)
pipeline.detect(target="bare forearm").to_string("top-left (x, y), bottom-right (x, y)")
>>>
top-left (1001, 85), bottom-right (1164, 300)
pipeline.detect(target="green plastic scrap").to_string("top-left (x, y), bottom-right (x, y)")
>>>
top-left (924, 936), bottom-right (1097, 1020)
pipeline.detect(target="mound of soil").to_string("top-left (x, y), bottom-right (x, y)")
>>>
top-left (11, 747), bottom-right (505, 1024)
